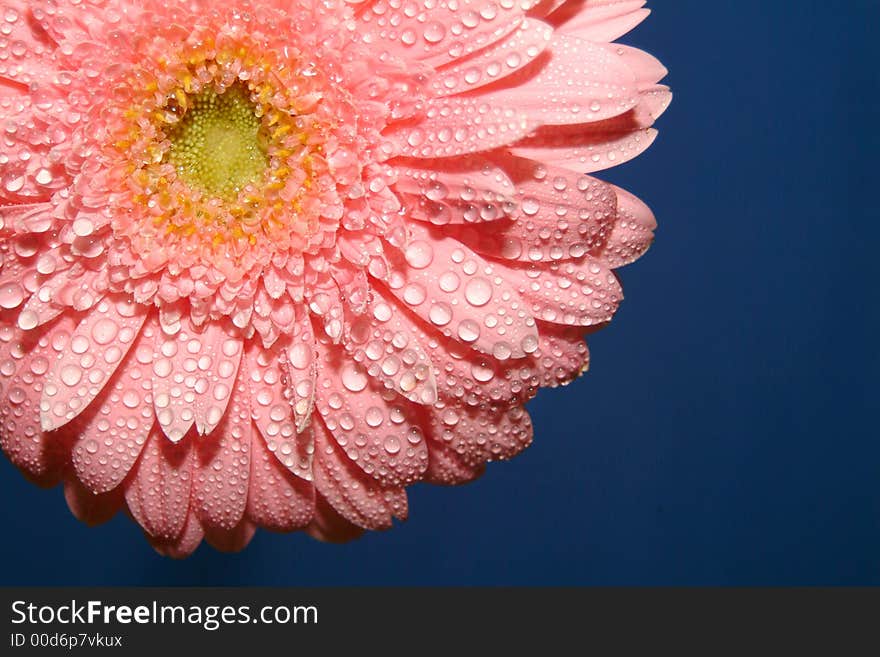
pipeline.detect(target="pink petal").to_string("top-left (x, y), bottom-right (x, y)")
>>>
top-left (615, 44), bottom-right (669, 89)
top-left (41, 267), bottom-right (107, 314)
top-left (389, 96), bottom-right (530, 158)
top-left (307, 278), bottom-right (347, 343)
top-left (548, 0), bottom-right (650, 42)
top-left (495, 257), bottom-right (623, 326)
top-left (348, 282), bottom-right (535, 406)
top-left (385, 222), bottom-right (539, 360)
top-left (530, 323), bottom-right (590, 387)
top-left (285, 314), bottom-right (317, 434)
top-left (70, 326), bottom-right (154, 494)
top-left (312, 418), bottom-right (408, 530)
top-left (0, 264), bottom-right (34, 314)
top-left (512, 123), bottom-right (658, 175)
top-left (0, 118), bottom-right (63, 202)
top-left (245, 343), bottom-right (313, 481)
top-left (192, 373), bottom-right (252, 531)
top-left (430, 18), bottom-right (553, 98)
top-left (246, 429), bottom-right (314, 532)
top-left (333, 265), bottom-right (371, 316)
top-left (509, 83), bottom-right (670, 174)
top-left (194, 324), bottom-right (243, 436)
top-left (437, 340), bottom-right (533, 404)
top-left (1, 1), bottom-right (56, 45)
top-left (357, 0), bottom-right (532, 68)
top-left (426, 402), bottom-right (533, 467)
top-left (18, 265), bottom-right (102, 333)
top-left (600, 184), bottom-right (657, 268)
top-left (475, 34), bottom-right (638, 126)
top-left (152, 319), bottom-right (242, 442)
top-left (314, 341), bottom-right (428, 487)
top-left (0, 316), bottom-right (78, 483)
top-left (424, 439), bottom-right (486, 485)
top-left (16, 291), bottom-right (65, 332)
top-left (0, 202), bottom-right (53, 234)
top-left (22, 0), bottom-right (89, 44)
top-left (395, 156), bottom-right (516, 226)
top-left (345, 285), bottom-right (438, 405)
top-left (527, 0), bottom-right (568, 18)
top-left (386, 488), bottom-right (408, 521)
top-left (40, 296), bottom-right (148, 432)
top-left (124, 425), bottom-right (193, 541)
top-left (63, 477), bottom-right (123, 526)
top-left (638, 84), bottom-right (673, 124)
top-left (203, 519), bottom-right (257, 553)
top-left (148, 512), bottom-right (204, 559)
top-left (426, 323), bottom-right (588, 406)
top-left (151, 330), bottom-right (194, 443)
top-left (305, 494), bottom-right (365, 544)
top-left (449, 156), bottom-right (617, 261)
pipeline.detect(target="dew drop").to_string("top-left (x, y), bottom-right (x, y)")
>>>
top-left (60, 364), bottom-right (82, 386)
top-left (404, 240), bottom-right (433, 269)
top-left (341, 364), bottom-right (368, 392)
top-left (471, 363), bottom-right (495, 382)
top-left (429, 302), bottom-right (452, 326)
top-left (423, 22), bottom-right (446, 44)
top-left (492, 341), bottom-right (512, 360)
top-left (457, 319), bottom-right (481, 342)
top-left (439, 271), bottom-right (460, 292)
top-left (288, 343), bottom-right (311, 369)
top-left (91, 318), bottom-right (119, 345)
top-left (522, 197), bottom-right (540, 216)
top-left (403, 283), bottom-right (426, 306)
top-left (17, 309), bottom-right (38, 330)
top-left (8, 386), bottom-right (25, 404)
top-left (0, 282), bottom-right (23, 309)
top-left (365, 407), bottom-right (384, 428)
top-left (464, 277), bottom-right (492, 307)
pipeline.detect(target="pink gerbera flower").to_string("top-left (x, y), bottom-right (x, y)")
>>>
top-left (0, 0), bottom-right (669, 556)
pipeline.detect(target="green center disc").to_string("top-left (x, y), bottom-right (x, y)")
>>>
top-left (166, 84), bottom-right (268, 200)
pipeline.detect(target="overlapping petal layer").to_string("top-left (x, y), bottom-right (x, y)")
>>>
top-left (0, 0), bottom-right (668, 555)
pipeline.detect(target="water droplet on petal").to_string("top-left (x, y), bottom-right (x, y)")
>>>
top-left (464, 277), bottom-right (492, 307)
top-left (423, 22), bottom-right (446, 44)
top-left (0, 282), bottom-right (23, 309)
top-left (522, 197), bottom-right (540, 216)
top-left (404, 240), bottom-right (433, 269)
top-left (60, 364), bottom-right (82, 386)
top-left (91, 318), bottom-right (119, 345)
top-left (341, 364), bottom-right (368, 392)
top-left (429, 302), bottom-right (452, 326)
top-left (384, 436), bottom-right (401, 454)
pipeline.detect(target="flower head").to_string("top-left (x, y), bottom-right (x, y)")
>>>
top-left (0, 0), bottom-right (669, 556)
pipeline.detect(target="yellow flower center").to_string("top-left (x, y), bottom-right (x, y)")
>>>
top-left (165, 83), bottom-right (268, 200)
top-left (107, 45), bottom-right (330, 272)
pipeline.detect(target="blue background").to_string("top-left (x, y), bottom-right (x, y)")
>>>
top-left (2, 0), bottom-right (877, 585)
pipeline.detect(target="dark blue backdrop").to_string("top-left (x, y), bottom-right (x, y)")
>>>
top-left (2, 0), bottom-right (877, 585)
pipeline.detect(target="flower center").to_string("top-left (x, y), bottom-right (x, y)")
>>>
top-left (103, 35), bottom-right (348, 291)
top-left (165, 83), bottom-right (268, 200)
